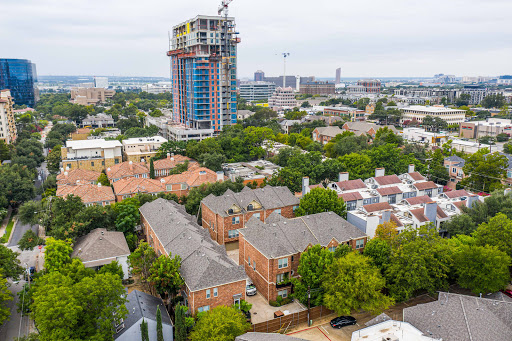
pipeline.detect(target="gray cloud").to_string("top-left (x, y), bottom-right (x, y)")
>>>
top-left (1, 0), bottom-right (510, 78)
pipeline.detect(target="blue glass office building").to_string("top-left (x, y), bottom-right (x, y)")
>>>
top-left (0, 59), bottom-right (38, 107)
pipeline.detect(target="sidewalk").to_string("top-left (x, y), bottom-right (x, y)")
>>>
top-left (0, 206), bottom-right (13, 237)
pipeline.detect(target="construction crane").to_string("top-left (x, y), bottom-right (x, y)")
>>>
top-left (218, 0), bottom-right (235, 16)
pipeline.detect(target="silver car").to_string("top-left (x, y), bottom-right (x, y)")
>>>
top-left (246, 284), bottom-right (257, 296)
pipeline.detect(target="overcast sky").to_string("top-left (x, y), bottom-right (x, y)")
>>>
top-left (1, 0), bottom-right (511, 79)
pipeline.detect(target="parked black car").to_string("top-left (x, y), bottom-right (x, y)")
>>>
top-left (330, 316), bottom-right (356, 329)
top-left (24, 267), bottom-right (36, 281)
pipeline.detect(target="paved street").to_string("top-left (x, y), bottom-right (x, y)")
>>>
top-left (0, 247), bottom-right (44, 341)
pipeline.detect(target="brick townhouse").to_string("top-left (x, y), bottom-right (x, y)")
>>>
top-left (112, 177), bottom-right (166, 201)
top-left (153, 154), bottom-right (197, 177)
top-left (238, 211), bottom-right (368, 302)
top-left (56, 168), bottom-right (101, 186)
top-left (106, 160), bottom-right (150, 183)
top-left (56, 183), bottom-right (115, 206)
top-left (161, 166), bottom-right (223, 197)
top-left (200, 186), bottom-right (300, 249)
top-left (139, 199), bottom-right (247, 313)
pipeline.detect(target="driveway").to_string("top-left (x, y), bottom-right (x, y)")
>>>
top-left (246, 292), bottom-right (306, 324)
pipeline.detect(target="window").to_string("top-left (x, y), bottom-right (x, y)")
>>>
top-left (291, 256), bottom-right (294, 262)
top-left (452, 167), bottom-right (456, 173)
top-left (388, 194), bottom-right (396, 204)
top-left (252, 213), bottom-right (260, 220)
top-left (206, 289), bottom-right (211, 299)
top-left (211, 221), bottom-right (215, 231)
top-left (232, 216), bottom-right (240, 225)
top-left (355, 239), bottom-right (364, 249)
top-left (278, 258), bottom-right (288, 269)
top-left (228, 229), bottom-right (239, 238)
top-left (372, 197), bottom-right (379, 203)
top-left (248, 256), bottom-right (251, 264)
top-left (276, 273), bottom-right (287, 283)
top-left (363, 198), bottom-right (371, 205)
top-left (115, 159), bottom-right (120, 164)
top-left (425, 189), bottom-right (432, 197)
top-left (278, 289), bottom-right (288, 298)
top-left (198, 305), bottom-right (210, 312)
top-left (213, 288), bottom-right (218, 297)
top-left (252, 260), bottom-right (256, 270)
top-left (328, 246), bottom-right (336, 252)
top-left (275, 209), bottom-right (281, 215)
top-left (102, 161), bottom-right (105, 166)
top-left (91, 162), bottom-right (94, 167)
top-left (181, 184), bottom-right (187, 190)
top-left (346, 201), bottom-right (357, 211)
top-left (293, 205), bottom-right (299, 213)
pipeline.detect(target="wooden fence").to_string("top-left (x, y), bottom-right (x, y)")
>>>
top-left (250, 306), bottom-right (334, 333)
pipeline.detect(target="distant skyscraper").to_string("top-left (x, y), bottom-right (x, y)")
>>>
top-left (254, 70), bottom-right (264, 81)
top-left (93, 76), bottom-right (109, 88)
top-left (335, 68), bottom-right (341, 84)
top-left (168, 15), bottom-right (239, 131)
top-left (0, 59), bottom-right (38, 107)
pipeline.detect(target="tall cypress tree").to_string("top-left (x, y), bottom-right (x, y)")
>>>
top-left (149, 158), bottom-right (155, 179)
top-left (156, 306), bottom-right (164, 341)
top-left (174, 304), bottom-right (188, 341)
top-left (140, 318), bottom-right (149, 341)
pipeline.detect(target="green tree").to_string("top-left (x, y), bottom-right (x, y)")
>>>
top-left (175, 304), bottom-right (190, 341)
top-left (18, 200), bottom-right (42, 226)
top-left (189, 306), bottom-right (251, 341)
top-left (156, 306), bottom-right (164, 341)
top-left (18, 230), bottom-right (45, 251)
top-left (364, 238), bottom-right (392, 271)
top-left (338, 153), bottom-right (374, 180)
top-left (140, 318), bottom-right (149, 341)
top-left (97, 172), bottom-right (110, 186)
top-left (114, 197), bottom-right (140, 233)
top-left (266, 167), bottom-right (303, 194)
top-left (46, 145), bottom-right (62, 174)
top-left (0, 140), bottom-right (10, 162)
top-left (472, 213), bottom-right (512, 257)
top-left (443, 214), bottom-right (477, 236)
top-left (150, 158), bottom-right (155, 179)
top-left (98, 260), bottom-right (124, 279)
top-left (148, 254), bottom-right (184, 303)
top-left (292, 245), bottom-right (334, 306)
top-left (0, 163), bottom-right (36, 208)
top-left (0, 245), bottom-right (24, 279)
top-left (461, 150), bottom-right (508, 193)
top-left (374, 221), bottom-right (398, 243)
top-left (128, 242), bottom-right (157, 292)
top-left (453, 244), bottom-right (511, 294)
top-left (322, 252), bottom-right (393, 315)
top-left (44, 237), bottom-right (73, 272)
top-left (295, 187), bottom-right (347, 218)
top-left (0, 269), bottom-right (13, 325)
top-left (385, 226), bottom-right (452, 301)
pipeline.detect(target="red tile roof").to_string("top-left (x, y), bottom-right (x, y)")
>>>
top-left (414, 181), bottom-right (438, 190)
top-left (153, 155), bottom-right (194, 171)
top-left (453, 200), bottom-right (467, 210)
top-left (409, 207), bottom-right (429, 222)
top-left (113, 177), bottom-right (165, 196)
top-left (56, 184), bottom-right (115, 204)
top-left (376, 186), bottom-right (402, 196)
top-left (56, 169), bottom-right (101, 185)
top-left (405, 195), bottom-right (432, 205)
top-left (162, 167), bottom-right (221, 188)
top-left (374, 175), bottom-right (402, 186)
top-left (390, 213), bottom-right (404, 227)
top-left (364, 202), bottom-right (393, 213)
top-left (444, 189), bottom-right (470, 199)
top-left (106, 161), bottom-right (149, 180)
top-left (334, 179), bottom-right (366, 191)
top-left (339, 192), bottom-right (363, 202)
top-left (408, 172), bottom-right (425, 181)
top-left (437, 206), bottom-right (448, 219)
top-left (309, 184), bottom-right (325, 190)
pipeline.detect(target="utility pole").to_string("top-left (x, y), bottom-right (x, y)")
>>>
top-left (307, 286), bottom-right (311, 327)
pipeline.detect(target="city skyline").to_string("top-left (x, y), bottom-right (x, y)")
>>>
top-left (1, 0), bottom-right (511, 78)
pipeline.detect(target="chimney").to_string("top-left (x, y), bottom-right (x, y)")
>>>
top-left (408, 164), bottom-right (415, 173)
top-left (129, 160), bottom-right (133, 170)
top-left (381, 210), bottom-right (391, 223)
top-left (98, 183), bottom-right (102, 187)
top-left (160, 178), bottom-right (165, 183)
top-left (64, 171), bottom-right (68, 179)
top-left (167, 152), bottom-right (171, 159)
top-left (60, 167), bottom-right (64, 173)
top-left (171, 153), bottom-right (175, 157)
top-left (338, 172), bottom-right (349, 182)
top-left (467, 195), bottom-right (478, 208)
top-left (424, 201), bottom-right (437, 223)
top-left (216, 171), bottom-right (224, 182)
top-left (375, 168), bottom-right (385, 177)
top-left (171, 157), bottom-right (174, 161)
top-left (504, 188), bottom-right (512, 196)
top-left (107, 167), bottom-right (111, 172)
top-left (65, 166), bottom-right (70, 171)
top-left (302, 177), bottom-right (310, 195)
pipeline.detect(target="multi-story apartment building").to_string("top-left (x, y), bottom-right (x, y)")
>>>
top-left (239, 81), bottom-right (275, 102)
top-left (0, 59), bottom-right (39, 107)
top-left (0, 90), bottom-right (17, 143)
top-left (61, 139), bottom-right (123, 172)
top-left (299, 81), bottom-right (335, 96)
top-left (122, 136), bottom-right (168, 163)
top-left (70, 87), bottom-right (116, 105)
top-left (347, 80), bottom-right (381, 94)
top-left (56, 183), bottom-right (115, 206)
top-left (268, 87), bottom-right (297, 110)
top-left (400, 105), bottom-right (466, 125)
top-left (140, 199), bottom-right (247, 313)
top-left (238, 212), bottom-right (368, 302)
top-left (168, 15), bottom-right (239, 132)
top-left (200, 186), bottom-right (300, 248)
top-left (254, 70), bottom-right (264, 82)
top-left (323, 106), bottom-right (366, 121)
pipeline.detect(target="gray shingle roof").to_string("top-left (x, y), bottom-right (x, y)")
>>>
top-left (445, 155), bottom-right (465, 162)
top-left (314, 125), bottom-right (344, 138)
top-left (114, 290), bottom-right (172, 341)
top-left (236, 333), bottom-right (308, 341)
top-left (71, 228), bottom-right (130, 263)
top-left (139, 199), bottom-right (247, 292)
top-left (403, 292), bottom-right (512, 341)
top-left (202, 186), bottom-right (299, 217)
top-left (239, 212), bottom-right (367, 259)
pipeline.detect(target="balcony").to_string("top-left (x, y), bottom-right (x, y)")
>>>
top-left (276, 280), bottom-right (292, 289)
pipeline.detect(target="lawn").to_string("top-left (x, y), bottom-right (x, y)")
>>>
top-left (0, 217), bottom-right (15, 243)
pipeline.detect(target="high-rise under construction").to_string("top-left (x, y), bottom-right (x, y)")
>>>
top-left (168, 15), bottom-right (240, 132)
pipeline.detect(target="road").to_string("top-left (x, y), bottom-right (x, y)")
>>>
top-left (0, 247), bottom-right (44, 341)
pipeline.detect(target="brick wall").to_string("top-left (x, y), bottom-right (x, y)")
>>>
top-left (62, 156), bottom-right (121, 172)
top-left (189, 280), bottom-right (246, 313)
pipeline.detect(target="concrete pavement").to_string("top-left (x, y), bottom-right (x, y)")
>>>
top-left (0, 247), bottom-right (43, 341)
